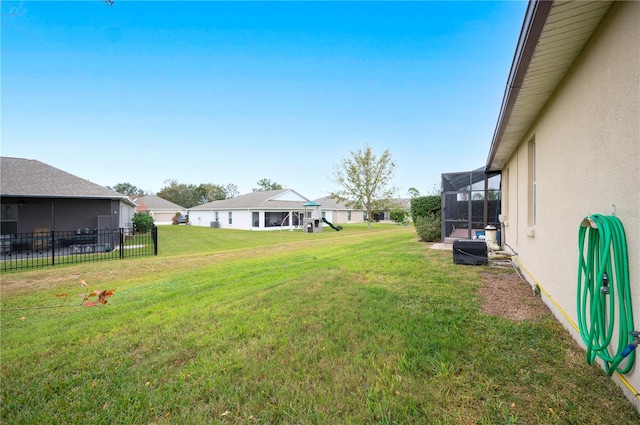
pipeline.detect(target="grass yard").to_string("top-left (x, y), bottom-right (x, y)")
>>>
top-left (1, 224), bottom-right (639, 424)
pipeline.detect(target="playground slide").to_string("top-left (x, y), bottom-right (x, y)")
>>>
top-left (322, 217), bottom-right (341, 231)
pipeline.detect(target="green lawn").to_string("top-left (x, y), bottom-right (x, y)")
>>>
top-left (1, 224), bottom-right (639, 424)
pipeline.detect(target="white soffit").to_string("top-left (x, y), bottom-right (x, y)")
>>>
top-left (488, 0), bottom-right (614, 171)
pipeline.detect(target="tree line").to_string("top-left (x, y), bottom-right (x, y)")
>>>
top-left (109, 178), bottom-right (284, 209)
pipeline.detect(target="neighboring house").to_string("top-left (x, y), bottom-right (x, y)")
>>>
top-left (371, 198), bottom-right (411, 223)
top-left (313, 196), bottom-right (365, 225)
top-left (188, 189), bottom-right (313, 231)
top-left (0, 157), bottom-right (136, 234)
top-left (133, 195), bottom-right (186, 225)
top-left (486, 1), bottom-right (638, 406)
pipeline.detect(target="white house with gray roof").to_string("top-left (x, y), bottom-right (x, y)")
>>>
top-left (189, 189), bottom-right (339, 231)
top-left (0, 157), bottom-right (135, 235)
top-left (188, 189), bottom-right (367, 231)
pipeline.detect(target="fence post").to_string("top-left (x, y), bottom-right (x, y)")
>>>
top-left (152, 225), bottom-right (158, 256)
top-left (119, 228), bottom-right (124, 259)
top-left (51, 229), bottom-right (55, 266)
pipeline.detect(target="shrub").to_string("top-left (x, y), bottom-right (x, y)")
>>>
top-left (410, 195), bottom-right (441, 222)
top-left (390, 208), bottom-right (408, 224)
top-left (414, 213), bottom-right (441, 242)
top-left (132, 212), bottom-right (154, 233)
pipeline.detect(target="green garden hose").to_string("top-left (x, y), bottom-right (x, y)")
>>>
top-left (577, 214), bottom-right (635, 376)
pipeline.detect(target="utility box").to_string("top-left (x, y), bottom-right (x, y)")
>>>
top-left (453, 239), bottom-right (488, 265)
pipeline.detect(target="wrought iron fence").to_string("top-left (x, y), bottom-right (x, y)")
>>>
top-left (0, 225), bottom-right (158, 271)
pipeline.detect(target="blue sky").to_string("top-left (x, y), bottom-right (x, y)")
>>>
top-left (2, 1), bottom-right (526, 200)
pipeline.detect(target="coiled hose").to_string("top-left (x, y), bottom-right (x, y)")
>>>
top-left (577, 214), bottom-right (634, 376)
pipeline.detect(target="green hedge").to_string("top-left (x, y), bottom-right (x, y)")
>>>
top-left (132, 212), bottom-right (154, 233)
top-left (411, 195), bottom-right (441, 241)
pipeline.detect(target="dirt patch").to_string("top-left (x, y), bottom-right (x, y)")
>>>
top-left (478, 271), bottom-right (551, 321)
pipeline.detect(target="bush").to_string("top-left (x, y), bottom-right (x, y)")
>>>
top-left (410, 195), bottom-right (440, 222)
top-left (390, 208), bottom-right (408, 224)
top-left (414, 213), bottom-right (441, 242)
top-left (132, 212), bottom-right (154, 233)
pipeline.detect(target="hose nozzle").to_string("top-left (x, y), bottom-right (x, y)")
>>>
top-left (621, 331), bottom-right (640, 358)
top-left (600, 272), bottom-right (610, 294)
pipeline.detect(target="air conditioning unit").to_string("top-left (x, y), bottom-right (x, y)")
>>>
top-left (453, 239), bottom-right (488, 266)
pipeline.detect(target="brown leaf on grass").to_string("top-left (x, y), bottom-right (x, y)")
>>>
top-left (55, 293), bottom-right (67, 298)
top-left (82, 289), bottom-right (115, 306)
top-left (80, 279), bottom-right (88, 287)
top-left (98, 289), bottom-right (116, 304)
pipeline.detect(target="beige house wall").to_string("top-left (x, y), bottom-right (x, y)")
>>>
top-left (502, 1), bottom-right (639, 398)
top-left (326, 210), bottom-right (365, 224)
top-left (151, 211), bottom-right (179, 226)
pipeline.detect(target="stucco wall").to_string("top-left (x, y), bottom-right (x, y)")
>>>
top-left (502, 1), bottom-right (639, 401)
top-left (187, 210), bottom-right (254, 229)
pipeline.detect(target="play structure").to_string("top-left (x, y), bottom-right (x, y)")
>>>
top-left (322, 217), bottom-right (341, 231)
top-left (302, 201), bottom-right (341, 233)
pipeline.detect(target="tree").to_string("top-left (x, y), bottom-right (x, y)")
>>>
top-left (109, 182), bottom-right (146, 198)
top-left (407, 187), bottom-right (421, 198)
top-left (157, 180), bottom-right (239, 208)
top-left (195, 183), bottom-right (228, 204)
top-left (157, 180), bottom-right (200, 208)
top-left (330, 145), bottom-right (397, 229)
top-left (225, 183), bottom-right (239, 198)
top-left (252, 178), bottom-right (283, 192)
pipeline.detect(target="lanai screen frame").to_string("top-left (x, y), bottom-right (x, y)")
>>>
top-left (441, 168), bottom-right (501, 242)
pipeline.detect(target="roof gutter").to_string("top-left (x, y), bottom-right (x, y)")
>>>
top-left (1, 193), bottom-right (137, 207)
top-left (485, 0), bottom-right (553, 172)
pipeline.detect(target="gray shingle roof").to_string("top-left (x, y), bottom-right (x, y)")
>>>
top-left (134, 195), bottom-right (185, 211)
top-left (314, 196), bottom-right (357, 210)
top-left (0, 157), bottom-right (129, 200)
top-left (190, 189), bottom-right (309, 210)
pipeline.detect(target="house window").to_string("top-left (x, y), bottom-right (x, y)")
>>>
top-left (347, 211), bottom-right (352, 221)
top-left (252, 212), bottom-right (259, 227)
top-left (215, 212), bottom-right (219, 222)
top-left (1, 204), bottom-right (18, 235)
top-left (527, 138), bottom-right (536, 233)
top-left (228, 212), bottom-right (233, 225)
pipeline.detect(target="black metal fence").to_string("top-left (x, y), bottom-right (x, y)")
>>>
top-left (0, 225), bottom-right (158, 271)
